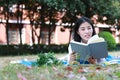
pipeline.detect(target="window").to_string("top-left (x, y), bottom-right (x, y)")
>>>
top-left (40, 31), bottom-right (54, 44)
top-left (8, 29), bottom-right (20, 44)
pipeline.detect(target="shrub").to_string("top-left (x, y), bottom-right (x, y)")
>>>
top-left (98, 31), bottom-right (116, 51)
top-left (0, 44), bottom-right (68, 56)
top-left (37, 52), bottom-right (63, 66)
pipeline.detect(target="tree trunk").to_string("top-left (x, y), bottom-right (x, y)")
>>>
top-left (5, 0), bottom-right (9, 45)
top-left (17, 4), bottom-right (22, 45)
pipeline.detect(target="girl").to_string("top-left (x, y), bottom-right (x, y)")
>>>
top-left (68, 16), bottom-right (98, 64)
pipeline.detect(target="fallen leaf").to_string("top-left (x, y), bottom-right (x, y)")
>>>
top-left (96, 66), bottom-right (101, 70)
top-left (17, 73), bottom-right (27, 80)
top-left (80, 75), bottom-right (87, 80)
top-left (77, 68), bottom-right (84, 73)
top-left (65, 66), bottom-right (73, 71)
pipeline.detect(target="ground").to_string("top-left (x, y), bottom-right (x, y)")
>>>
top-left (0, 51), bottom-right (120, 80)
top-left (0, 51), bottom-right (119, 68)
top-left (0, 55), bottom-right (37, 69)
top-left (0, 53), bottom-right (67, 68)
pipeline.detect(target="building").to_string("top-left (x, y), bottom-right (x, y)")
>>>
top-left (0, 19), bottom-right (71, 45)
top-left (0, 20), bottom-right (120, 45)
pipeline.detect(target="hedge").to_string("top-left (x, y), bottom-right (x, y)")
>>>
top-left (0, 44), bottom-right (68, 56)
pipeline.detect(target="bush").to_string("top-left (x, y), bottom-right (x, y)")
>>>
top-left (0, 44), bottom-right (68, 56)
top-left (37, 52), bottom-right (63, 66)
top-left (98, 31), bottom-right (116, 51)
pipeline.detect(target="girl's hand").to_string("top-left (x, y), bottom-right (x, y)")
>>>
top-left (88, 56), bottom-right (96, 64)
top-left (70, 52), bottom-right (76, 61)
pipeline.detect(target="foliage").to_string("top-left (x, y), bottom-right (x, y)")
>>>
top-left (1, 0), bottom-right (120, 24)
top-left (89, 0), bottom-right (120, 24)
top-left (115, 71), bottom-right (120, 78)
top-left (37, 52), bottom-right (62, 66)
top-left (98, 31), bottom-right (116, 51)
top-left (0, 44), bottom-right (68, 56)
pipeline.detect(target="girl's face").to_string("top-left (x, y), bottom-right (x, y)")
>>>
top-left (77, 22), bottom-right (93, 43)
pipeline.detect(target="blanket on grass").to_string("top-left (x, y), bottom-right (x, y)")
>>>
top-left (10, 55), bottom-right (120, 67)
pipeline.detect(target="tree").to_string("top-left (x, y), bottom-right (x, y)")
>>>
top-left (1, 0), bottom-right (120, 45)
top-left (0, 0), bottom-right (10, 45)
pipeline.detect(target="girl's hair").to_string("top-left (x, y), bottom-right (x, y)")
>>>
top-left (73, 16), bottom-right (96, 42)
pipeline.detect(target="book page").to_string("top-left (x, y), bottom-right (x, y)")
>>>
top-left (87, 35), bottom-right (105, 44)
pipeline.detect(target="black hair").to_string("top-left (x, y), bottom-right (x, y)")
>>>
top-left (73, 16), bottom-right (96, 42)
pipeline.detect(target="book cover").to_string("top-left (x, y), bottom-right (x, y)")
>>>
top-left (70, 35), bottom-right (108, 61)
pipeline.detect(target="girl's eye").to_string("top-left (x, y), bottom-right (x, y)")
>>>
top-left (87, 26), bottom-right (92, 29)
top-left (88, 27), bottom-right (92, 30)
top-left (79, 26), bottom-right (92, 31)
top-left (80, 28), bottom-right (85, 30)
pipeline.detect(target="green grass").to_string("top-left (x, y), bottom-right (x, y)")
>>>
top-left (0, 63), bottom-right (120, 80)
top-left (115, 72), bottom-right (120, 78)
top-left (0, 51), bottom-right (120, 80)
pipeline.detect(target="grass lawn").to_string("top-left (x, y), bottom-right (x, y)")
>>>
top-left (0, 51), bottom-right (120, 80)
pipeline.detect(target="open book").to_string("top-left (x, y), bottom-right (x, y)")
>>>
top-left (70, 35), bottom-right (108, 61)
